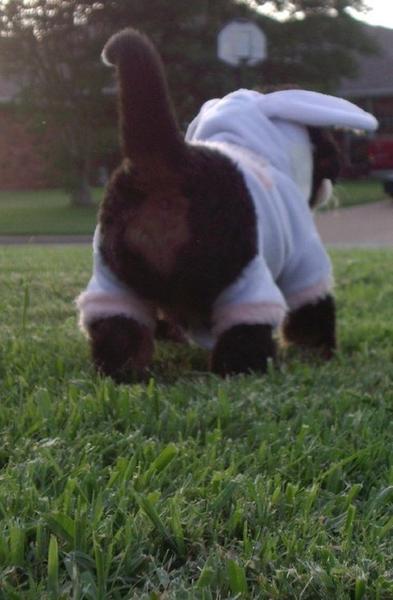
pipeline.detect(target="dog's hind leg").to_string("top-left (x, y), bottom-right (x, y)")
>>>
top-left (211, 323), bottom-right (276, 376)
top-left (88, 315), bottom-right (154, 382)
top-left (77, 287), bottom-right (156, 382)
top-left (282, 294), bottom-right (336, 359)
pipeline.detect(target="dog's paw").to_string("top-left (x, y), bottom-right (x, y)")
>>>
top-left (211, 323), bottom-right (276, 376)
top-left (89, 315), bottom-right (154, 382)
top-left (283, 294), bottom-right (336, 360)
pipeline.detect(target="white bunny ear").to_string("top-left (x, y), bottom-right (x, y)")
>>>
top-left (260, 90), bottom-right (378, 132)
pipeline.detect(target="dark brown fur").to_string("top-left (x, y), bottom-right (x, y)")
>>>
top-left (90, 316), bottom-right (154, 381)
top-left (102, 29), bottom-right (184, 165)
top-left (99, 145), bottom-right (257, 314)
top-left (283, 294), bottom-right (336, 359)
top-left (309, 128), bottom-right (341, 208)
top-left (211, 324), bottom-right (276, 376)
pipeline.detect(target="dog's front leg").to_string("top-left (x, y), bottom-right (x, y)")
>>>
top-left (211, 323), bottom-right (276, 376)
top-left (88, 315), bottom-right (154, 382)
top-left (283, 294), bottom-right (336, 359)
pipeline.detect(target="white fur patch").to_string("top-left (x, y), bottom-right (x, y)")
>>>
top-left (76, 291), bottom-right (156, 334)
top-left (286, 277), bottom-right (334, 311)
top-left (101, 49), bottom-right (113, 67)
top-left (315, 179), bottom-right (333, 208)
top-left (213, 301), bottom-right (286, 337)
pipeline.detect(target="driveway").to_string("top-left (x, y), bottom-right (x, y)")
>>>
top-left (315, 200), bottom-right (393, 247)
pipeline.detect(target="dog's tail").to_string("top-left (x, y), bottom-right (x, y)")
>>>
top-left (102, 29), bottom-right (185, 164)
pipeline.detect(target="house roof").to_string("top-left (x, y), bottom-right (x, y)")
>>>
top-left (338, 25), bottom-right (393, 98)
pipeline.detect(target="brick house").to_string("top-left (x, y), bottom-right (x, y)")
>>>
top-left (0, 75), bottom-right (53, 190)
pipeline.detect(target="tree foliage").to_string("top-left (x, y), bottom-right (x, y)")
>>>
top-left (0, 1), bottom-right (118, 204)
top-left (0, 0), bottom-right (376, 200)
top-left (255, 0), bottom-right (369, 16)
top-left (0, 0), bottom-right (252, 201)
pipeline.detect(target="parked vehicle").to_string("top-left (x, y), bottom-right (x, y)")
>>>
top-left (367, 136), bottom-right (393, 196)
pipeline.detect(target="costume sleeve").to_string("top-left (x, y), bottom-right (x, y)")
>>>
top-left (277, 232), bottom-right (333, 310)
top-left (212, 256), bottom-right (287, 338)
top-left (76, 227), bottom-right (156, 334)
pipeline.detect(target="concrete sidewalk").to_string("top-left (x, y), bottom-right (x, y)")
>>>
top-left (315, 200), bottom-right (393, 248)
top-left (0, 200), bottom-right (392, 247)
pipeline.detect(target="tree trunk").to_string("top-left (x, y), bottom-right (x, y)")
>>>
top-left (70, 174), bottom-right (93, 207)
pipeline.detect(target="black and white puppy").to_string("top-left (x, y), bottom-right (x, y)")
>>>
top-left (77, 28), bottom-right (378, 381)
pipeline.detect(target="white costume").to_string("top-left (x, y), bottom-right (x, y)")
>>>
top-left (77, 89), bottom-right (377, 348)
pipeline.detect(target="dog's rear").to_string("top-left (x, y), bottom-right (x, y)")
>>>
top-left (79, 29), bottom-right (258, 380)
top-left (99, 28), bottom-right (255, 295)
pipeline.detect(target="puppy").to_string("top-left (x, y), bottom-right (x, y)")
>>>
top-left (77, 29), bottom-right (378, 381)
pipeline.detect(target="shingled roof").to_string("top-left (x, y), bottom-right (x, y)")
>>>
top-left (338, 24), bottom-right (393, 98)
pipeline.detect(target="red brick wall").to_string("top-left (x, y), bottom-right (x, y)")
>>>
top-left (0, 106), bottom-right (53, 190)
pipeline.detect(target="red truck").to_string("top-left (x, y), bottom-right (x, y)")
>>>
top-left (368, 136), bottom-right (393, 196)
top-left (342, 134), bottom-right (393, 195)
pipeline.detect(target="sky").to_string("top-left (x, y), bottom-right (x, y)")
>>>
top-left (258, 1), bottom-right (393, 29)
top-left (348, 0), bottom-right (393, 28)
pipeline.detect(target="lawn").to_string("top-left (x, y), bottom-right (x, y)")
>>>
top-left (0, 179), bottom-right (386, 236)
top-left (331, 179), bottom-right (386, 210)
top-left (1, 247), bottom-right (393, 598)
top-left (0, 189), bottom-right (100, 236)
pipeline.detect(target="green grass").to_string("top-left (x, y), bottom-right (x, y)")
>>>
top-left (1, 247), bottom-right (393, 598)
top-left (0, 179), bottom-right (386, 236)
top-left (331, 179), bottom-right (385, 210)
top-left (0, 189), bottom-right (100, 236)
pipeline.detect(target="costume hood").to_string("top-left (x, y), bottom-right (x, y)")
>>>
top-left (186, 89), bottom-right (378, 201)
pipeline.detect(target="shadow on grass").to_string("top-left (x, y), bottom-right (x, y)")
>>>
top-left (85, 339), bottom-right (340, 388)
